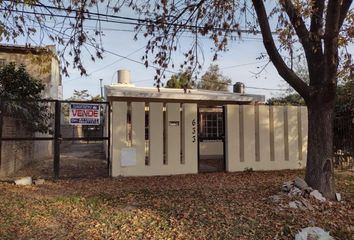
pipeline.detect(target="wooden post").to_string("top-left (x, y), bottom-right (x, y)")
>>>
top-left (54, 100), bottom-right (61, 179)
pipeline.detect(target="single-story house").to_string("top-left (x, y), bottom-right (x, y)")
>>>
top-left (105, 70), bottom-right (307, 177)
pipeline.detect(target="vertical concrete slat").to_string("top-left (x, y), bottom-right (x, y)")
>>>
top-left (166, 103), bottom-right (181, 168)
top-left (149, 102), bottom-right (164, 168)
top-left (243, 105), bottom-right (256, 163)
top-left (287, 106), bottom-right (298, 162)
top-left (297, 107), bottom-right (303, 161)
top-left (239, 105), bottom-right (245, 162)
top-left (258, 106), bottom-right (271, 163)
top-left (283, 107), bottom-right (289, 161)
top-left (255, 105), bottom-right (260, 162)
top-left (273, 106), bottom-right (285, 162)
top-left (131, 102), bottom-right (145, 168)
top-left (182, 103), bottom-right (198, 172)
top-left (111, 101), bottom-right (127, 177)
top-left (301, 107), bottom-right (308, 165)
top-left (269, 106), bottom-right (275, 161)
top-left (225, 105), bottom-right (239, 171)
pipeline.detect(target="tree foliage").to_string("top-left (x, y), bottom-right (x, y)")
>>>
top-left (197, 64), bottom-right (231, 91)
top-left (267, 81), bottom-right (354, 116)
top-left (166, 64), bottom-right (231, 91)
top-left (165, 72), bottom-right (192, 89)
top-left (267, 94), bottom-right (305, 106)
top-left (0, 63), bottom-right (51, 133)
top-left (335, 81), bottom-right (354, 116)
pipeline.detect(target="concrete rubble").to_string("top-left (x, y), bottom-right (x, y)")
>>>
top-left (294, 176), bottom-right (308, 190)
top-left (335, 193), bottom-right (341, 202)
top-left (269, 176), bottom-right (342, 211)
top-left (310, 190), bottom-right (326, 202)
top-left (295, 227), bottom-right (334, 240)
top-left (12, 177), bottom-right (45, 186)
top-left (33, 178), bottom-right (45, 185)
top-left (14, 176), bottom-right (32, 186)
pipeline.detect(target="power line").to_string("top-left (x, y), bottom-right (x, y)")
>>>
top-left (246, 86), bottom-right (288, 91)
top-left (0, 8), bottom-right (144, 26)
top-left (41, 24), bottom-right (179, 75)
top-left (3, 2), bottom-right (277, 34)
top-left (220, 60), bottom-right (269, 70)
top-left (64, 46), bottom-right (146, 82)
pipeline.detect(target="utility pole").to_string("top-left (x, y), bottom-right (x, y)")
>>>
top-left (99, 78), bottom-right (103, 99)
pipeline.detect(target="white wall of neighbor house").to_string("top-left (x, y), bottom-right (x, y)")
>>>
top-left (110, 101), bottom-right (198, 176)
top-left (225, 105), bottom-right (308, 171)
top-left (0, 47), bottom-right (62, 165)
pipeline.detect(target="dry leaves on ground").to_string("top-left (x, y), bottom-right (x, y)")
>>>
top-left (0, 170), bottom-right (353, 240)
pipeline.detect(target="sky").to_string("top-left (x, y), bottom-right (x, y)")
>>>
top-left (3, 2), bottom-right (352, 100)
top-left (53, 2), bottom-right (293, 100)
top-left (62, 23), bottom-right (288, 100)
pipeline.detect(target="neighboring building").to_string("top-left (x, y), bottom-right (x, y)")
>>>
top-left (0, 44), bottom-right (62, 177)
top-left (0, 44), bottom-right (63, 99)
top-left (106, 70), bottom-right (308, 177)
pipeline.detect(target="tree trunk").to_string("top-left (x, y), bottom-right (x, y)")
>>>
top-left (305, 99), bottom-right (336, 200)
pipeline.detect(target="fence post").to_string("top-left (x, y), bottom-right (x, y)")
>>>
top-left (107, 102), bottom-right (111, 172)
top-left (54, 100), bottom-right (61, 179)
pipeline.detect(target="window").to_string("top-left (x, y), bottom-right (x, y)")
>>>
top-left (199, 110), bottom-right (224, 139)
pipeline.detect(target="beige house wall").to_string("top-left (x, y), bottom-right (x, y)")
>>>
top-left (182, 104), bottom-right (198, 170)
top-left (109, 100), bottom-right (308, 177)
top-left (225, 105), bottom-right (308, 171)
top-left (110, 101), bottom-right (198, 176)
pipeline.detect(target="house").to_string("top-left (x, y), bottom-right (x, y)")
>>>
top-left (105, 70), bottom-right (308, 177)
top-left (0, 44), bottom-right (62, 177)
top-left (0, 44), bottom-right (62, 99)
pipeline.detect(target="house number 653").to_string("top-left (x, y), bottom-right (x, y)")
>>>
top-left (192, 119), bottom-right (196, 143)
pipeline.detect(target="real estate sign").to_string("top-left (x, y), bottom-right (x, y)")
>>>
top-left (69, 103), bottom-right (100, 125)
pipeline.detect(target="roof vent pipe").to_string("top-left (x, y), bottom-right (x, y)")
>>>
top-left (233, 82), bottom-right (245, 94)
top-left (117, 69), bottom-right (130, 84)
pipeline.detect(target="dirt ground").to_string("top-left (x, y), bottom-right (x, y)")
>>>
top-left (0, 144), bottom-right (353, 239)
top-left (7, 142), bottom-right (108, 179)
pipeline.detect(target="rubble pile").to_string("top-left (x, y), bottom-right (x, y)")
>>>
top-left (269, 176), bottom-right (341, 211)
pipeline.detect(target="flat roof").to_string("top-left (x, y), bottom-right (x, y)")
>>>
top-left (105, 84), bottom-right (265, 104)
top-left (0, 44), bottom-right (56, 55)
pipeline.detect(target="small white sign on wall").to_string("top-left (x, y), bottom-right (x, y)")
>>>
top-left (121, 147), bottom-right (137, 167)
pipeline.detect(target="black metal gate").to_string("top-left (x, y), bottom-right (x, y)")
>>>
top-left (197, 106), bottom-right (226, 173)
top-left (333, 114), bottom-right (353, 169)
top-left (0, 99), bottom-right (110, 179)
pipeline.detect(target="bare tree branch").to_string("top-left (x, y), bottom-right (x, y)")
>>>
top-left (338, 0), bottom-right (353, 29)
top-left (252, 0), bottom-right (309, 99)
top-left (280, 0), bottom-right (312, 54)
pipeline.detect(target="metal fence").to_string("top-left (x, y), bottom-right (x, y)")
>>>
top-left (333, 114), bottom-right (353, 169)
top-left (0, 99), bottom-right (110, 179)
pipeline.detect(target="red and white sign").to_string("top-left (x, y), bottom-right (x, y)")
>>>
top-left (69, 103), bottom-right (100, 125)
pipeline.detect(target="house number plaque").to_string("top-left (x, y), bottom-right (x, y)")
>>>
top-left (192, 118), bottom-right (196, 143)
